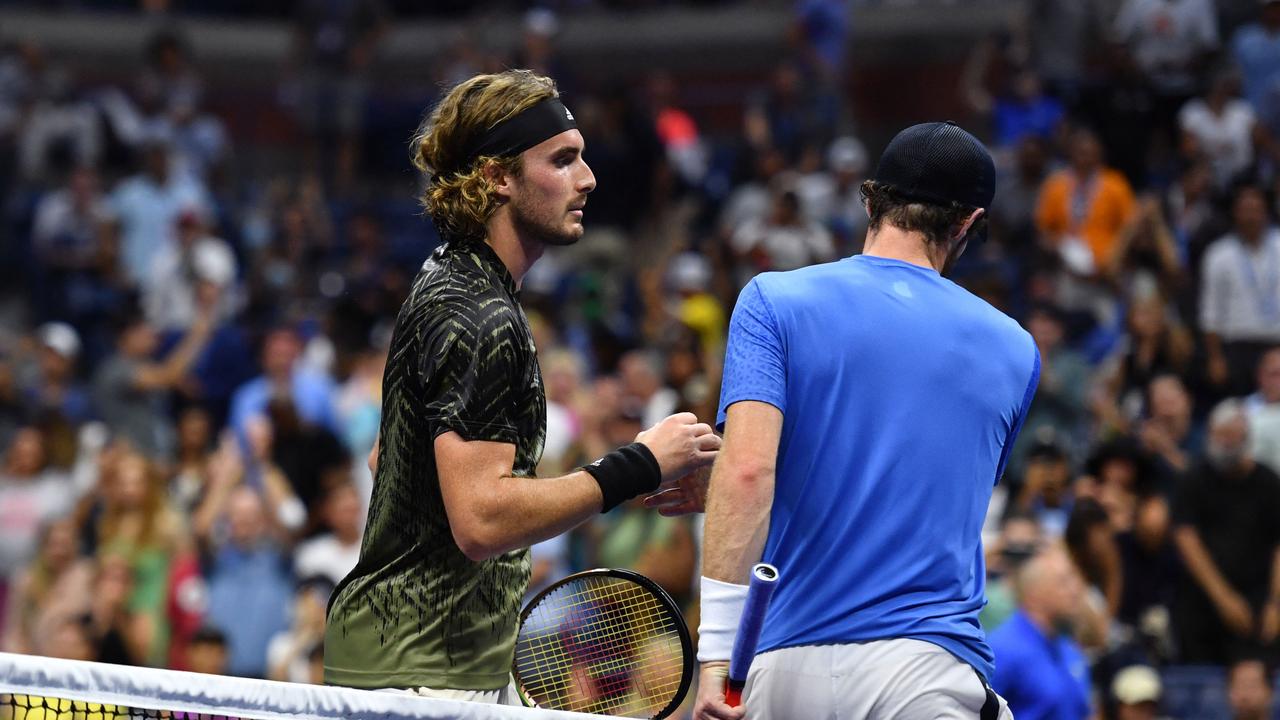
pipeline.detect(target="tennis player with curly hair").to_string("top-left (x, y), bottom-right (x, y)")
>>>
top-left (323, 69), bottom-right (719, 702)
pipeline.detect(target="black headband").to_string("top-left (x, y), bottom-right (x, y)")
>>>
top-left (457, 97), bottom-right (577, 171)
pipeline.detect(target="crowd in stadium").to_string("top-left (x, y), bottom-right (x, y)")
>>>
top-left (3, 0), bottom-right (1280, 717)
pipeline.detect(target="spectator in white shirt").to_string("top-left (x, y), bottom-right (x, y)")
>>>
top-left (1113, 0), bottom-right (1220, 98)
top-left (1200, 183), bottom-right (1280, 396)
top-left (1179, 71), bottom-right (1258, 190)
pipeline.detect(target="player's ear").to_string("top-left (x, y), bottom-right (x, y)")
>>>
top-left (483, 159), bottom-right (514, 201)
top-left (954, 207), bottom-right (984, 242)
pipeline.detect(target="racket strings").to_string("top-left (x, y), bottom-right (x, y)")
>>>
top-left (515, 576), bottom-right (687, 717)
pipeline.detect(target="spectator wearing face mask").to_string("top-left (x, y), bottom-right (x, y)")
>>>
top-left (1172, 399), bottom-right (1280, 664)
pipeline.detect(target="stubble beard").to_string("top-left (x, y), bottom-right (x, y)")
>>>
top-left (513, 194), bottom-right (583, 248)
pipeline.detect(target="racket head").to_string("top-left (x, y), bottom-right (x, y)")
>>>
top-left (514, 568), bottom-right (694, 719)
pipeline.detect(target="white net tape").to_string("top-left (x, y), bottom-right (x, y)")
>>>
top-left (0, 653), bottom-right (599, 720)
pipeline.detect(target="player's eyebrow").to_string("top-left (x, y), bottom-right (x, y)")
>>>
top-left (552, 145), bottom-right (581, 161)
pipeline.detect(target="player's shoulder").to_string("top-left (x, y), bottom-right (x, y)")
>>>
top-left (404, 257), bottom-right (520, 338)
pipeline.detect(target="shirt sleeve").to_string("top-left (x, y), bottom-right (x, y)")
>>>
top-left (994, 343), bottom-right (1041, 485)
top-left (1199, 244), bottom-right (1231, 335)
top-left (716, 278), bottom-right (787, 431)
top-left (417, 304), bottom-right (521, 445)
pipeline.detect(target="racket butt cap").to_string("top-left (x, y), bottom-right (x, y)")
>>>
top-left (724, 678), bottom-right (745, 707)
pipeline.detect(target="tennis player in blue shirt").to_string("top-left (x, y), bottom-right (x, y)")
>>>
top-left (693, 122), bottom-right (1039, 720)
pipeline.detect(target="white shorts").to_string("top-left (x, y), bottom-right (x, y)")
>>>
top-left (381, 677), bottom-right (520, 706)
top-left (742, 639), bottom-right (1015, 719)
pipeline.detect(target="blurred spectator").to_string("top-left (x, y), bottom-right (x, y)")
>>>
top-left (1012, 304), bottom-right (1091, 473)
top-left (1111, 664), bottom-right (1166, 720)
top-left (1172, 399), bottom-right (1280, 664)
top-left (1077, 42), bottom-right (1158, 189)
top-left (1179, 69), bottom-right (1258, 191)
top-left (93, 308), bottom-right (214, 462)
top-left (144, 208), bottom-right (238, 333)
top-left (1233, 0), bottom-right (1280, 133)
top-left (0, 427), bottom-right (75, 611)
top-left (662, 253), bottom-right (726, 360)
top-left (266, 576), bottom-right (330, 683)
top-left (790, 0), bottom-right (848, 83)
top-left (95, 450), bottom-right (188, 667)
top-left (1138, 374), bottom-right (1197, 476)
top-left (1012, 433), bottom-right (1074, 540)
top-left (292, 480), bottom-right (361, 586)
top-left (1248, 348), bottom-right (1280, 472)
top-left (285, 0), bottom-right (388, 188)
top-left (169, 406), bottom-right (214, 514)
top-left (30, 166), bottom-right (113, 319)
top-left (1065, 497), bottom-right (1123, 625)
top-left (228, 327), bottom-right (338, 440)
top-left (333, 343), bottom-right (384, 463)
top-left (201, 484), bottom-right (293, 678)
top-left (1108, 198), bottom-right (1187, 300)
top-left (43, 614), bottom-right (97, 662)
top-left (1167, 159), bottom-right (1216, 265)
top-left (1016, 0), bottom-right (1100, 99)
top-left (988, 546), bottom-right (1092, 720)
top-left (264, 397), bottom-right (349, 515)
top-left (729, 181), bottom-right (834, 281)
top-left (981, 512), bottom-right (1042, 632)
top-left (17, 58), bottom-right (100, 184)
top-left (649, 72), bottom-right (708, 190)
top-left (1116, 494), bottom-right (1180, 651)
top-left (1228, 657), bottom-right (1275, 720)
top-left (1096, 291), bottom-right (1194, 435)
top-left (1200, 183), bottom-right (1280, 397)
top-left (186, 626), bottom-right (229, 676)
top-left (991, 135), bottom-right (1051, 251)
top-left (617, 350), bottom-right (679, 431)
top-left (110, 135), bottom-right (211, 288)
top-left (816, 136), bottom-right (869, 254)
top-left (23, 322), bottom-right (92, 428)
top-left (86, 553), bottom-right (142, 665)
top-left (137, 32), bottom-right (228, 185)
top-left (744, 63), bottom-right (835, 162)
top-left (1, 517), bottom-right (93, 656)
top-left (1112, 0), bottom-right (1219, 121)
top-left (1036, 127), bottom-right (1137, 276)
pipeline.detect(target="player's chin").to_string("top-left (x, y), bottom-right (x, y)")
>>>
top-left (544, 220), bottom-right (585, 246)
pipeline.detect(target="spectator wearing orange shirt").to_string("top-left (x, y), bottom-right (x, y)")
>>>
top-left (1036, 128), bottom-right (1137, 274)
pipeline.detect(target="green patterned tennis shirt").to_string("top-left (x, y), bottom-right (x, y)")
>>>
top-left (324, 238), bottom-right (546, 690)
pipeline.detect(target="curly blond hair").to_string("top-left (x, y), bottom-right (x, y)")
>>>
top-left (411, 70), bottom-right (560, 239)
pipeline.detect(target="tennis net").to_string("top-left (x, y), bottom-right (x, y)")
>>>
top-left (0, 653), bottom-right (600, 720)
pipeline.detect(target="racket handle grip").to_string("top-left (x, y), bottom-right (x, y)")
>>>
top-left (724, 678), bottom-right (745, 707)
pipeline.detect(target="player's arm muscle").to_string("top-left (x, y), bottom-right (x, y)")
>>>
top-left (702, 400), bottom-right (781, 585)
top-left (435, 431), bottom-right (603, 562)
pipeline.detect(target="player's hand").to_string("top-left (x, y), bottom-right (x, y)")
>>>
top-left (693, 662), bottom-right (744, 720)
top-left (635, 412), bottom-right (721, 484)
top-left (644, 465), bottom-right (711, 515)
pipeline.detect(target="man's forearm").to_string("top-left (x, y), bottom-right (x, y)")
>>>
top-left (1175, 526), bottom-right (1236, 604)
top-left (701, 463), bottom-right (774, 585)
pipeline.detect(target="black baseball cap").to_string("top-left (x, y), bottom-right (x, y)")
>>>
top-left (873, 121), bottom-right (996, 239)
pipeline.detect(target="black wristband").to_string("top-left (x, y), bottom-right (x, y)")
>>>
top-left (582, 442), bottom-right (663, 513)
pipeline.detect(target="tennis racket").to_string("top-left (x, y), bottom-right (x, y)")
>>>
top-left (723, 563), bottom-right (779, 707)
top-left (514, 569), bottom-right (694, 718)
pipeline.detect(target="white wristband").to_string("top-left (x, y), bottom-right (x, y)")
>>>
top-left (697, 576), bottom-right (748, 662)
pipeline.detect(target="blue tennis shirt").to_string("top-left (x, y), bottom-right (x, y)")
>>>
top-left (717, 254), bottom-right (1040, 681)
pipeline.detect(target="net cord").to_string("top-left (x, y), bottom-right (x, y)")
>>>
top-left (0, 652), bottom-right (599, 720)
